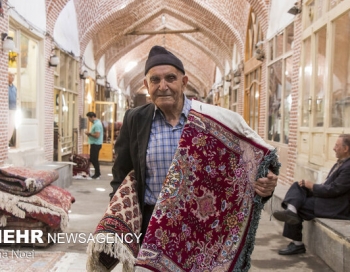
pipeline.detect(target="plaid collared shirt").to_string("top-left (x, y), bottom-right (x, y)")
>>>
top-left (144, 96), bottom-right (192, 205)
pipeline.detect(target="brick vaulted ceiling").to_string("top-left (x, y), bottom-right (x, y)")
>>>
top-left (70, 0), bottom-right (270, 98)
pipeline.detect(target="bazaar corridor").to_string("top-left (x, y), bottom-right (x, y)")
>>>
top-left (1, 0), bottom-right (350, 271)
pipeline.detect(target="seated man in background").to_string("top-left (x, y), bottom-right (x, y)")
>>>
top-left (273, 134), bottom-right (350, 255)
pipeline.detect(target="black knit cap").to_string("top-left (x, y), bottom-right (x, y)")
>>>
top-left (145, 45), bottom-right (185, 75)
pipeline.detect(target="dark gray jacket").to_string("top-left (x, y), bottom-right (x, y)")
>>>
top-left (313, 158), bottom-right (350, 219)
top-left (110, 103), bottom-right (155, 212)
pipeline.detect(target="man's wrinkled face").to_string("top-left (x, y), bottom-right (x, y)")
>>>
top-left (144, 65), bottom-right (188, 112)
top-left (333, 137), bottom-right (348, 159)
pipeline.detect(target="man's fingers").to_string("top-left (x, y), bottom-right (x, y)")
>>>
top-left (254, 184), bottom-right (273, 197)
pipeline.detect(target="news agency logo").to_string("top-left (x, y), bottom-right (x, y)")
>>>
top-left (0, 230), bottom-right (44, 244)
top-left (0, 230), bottom-right (142, 244)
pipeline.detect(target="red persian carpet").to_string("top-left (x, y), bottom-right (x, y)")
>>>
top-left (69, 154), bottom-right (91, 176)
top-left (86, 171), bottom-right (142, 272)
top-left (0, 184), bottom-right (75, 231)
top-left (135, 100), bottom-right (280, 272)
top-left (0, 166), bottom-right (59, 196)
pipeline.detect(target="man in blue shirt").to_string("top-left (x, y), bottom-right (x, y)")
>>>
top-left (85, 112), bottom-right (103, 179)
top-left (110, 46), bottom-right (278, 243)
top-left (8, 72), bottom-right (17, 146)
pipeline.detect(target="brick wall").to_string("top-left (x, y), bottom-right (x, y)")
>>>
top-left (0, 2), bottom-right (9, 164)
top-left (285, 12), bottom-right (303, 185)
top-left (44, 0), bottom-right (69, 161)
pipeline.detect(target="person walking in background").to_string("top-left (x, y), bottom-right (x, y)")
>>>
top-left (85, 112), bottom-right (103, 179)
top-left (8, 72), bottom-right (17, 147)
top-left (273, 134), bottom-right (350, 255)
top-left (110, 45), bottom-right (279, 243)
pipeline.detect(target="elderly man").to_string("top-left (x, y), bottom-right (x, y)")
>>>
top-left (110, 45), bottom-right (278, 242)
top-left (273, 134), bottom-right (350, 255)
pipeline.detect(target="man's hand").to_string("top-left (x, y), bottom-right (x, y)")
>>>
top-left (298, 179), bottom-right (313, 190)
top-left (254, 171), bottom-right (278, 197)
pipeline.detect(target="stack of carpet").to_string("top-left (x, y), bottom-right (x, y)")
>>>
top-left (0, 166), bottom-right (75, 247)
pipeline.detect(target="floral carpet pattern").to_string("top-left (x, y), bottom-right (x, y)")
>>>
top-left (135, 101), bottom-right (280, 272)
top-left (86, 171), bottom-right (142, 272)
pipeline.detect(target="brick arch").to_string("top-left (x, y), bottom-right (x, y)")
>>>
top-left (52, 0), bottom-right (269, 70)
top-left (70, 0), bottom-right (270, 101)
top-left (101, 7), bottom-right (231, 73)
top-left (43, 0), bottom-right (270, 160)
top-left (108, 35), bottom-right (215, 87)
top-left (246, 0), bottom-right (269, 38)
top-left (47, 0), bottom-right (71, 33)
top-left (94, 5), bottom-right (239, 68)
top-left (77, 0), bottom-right (245, 62)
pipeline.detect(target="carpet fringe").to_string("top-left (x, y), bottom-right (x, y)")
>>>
top-left (0, 214), bottom-right (7, 226)
top-left (0, 190), bottom-right (69, 231)
top-left (86, 233), bottom-right (136, 272)
top-left (135, 267), bottom-right (153, 272)
top-left (25, 177), bottom-right (39, 192)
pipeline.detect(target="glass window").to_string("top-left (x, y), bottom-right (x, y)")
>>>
top-left (267, 22), bottom-right (294, 144)
top-left (59, 53), bottom-right (67, 88)
top-left (284, 57), bottom-right (292, 144)
top-left (8, 27), bottom-right (41, 148)
top-left (20, 34), bottom-right (38, 119)
top-left (116, 92), bottom-right (127, 122)
top-left (329, 0), bottom-right (345, 10)
top-left (276, 32), bottom-right (284, 58)
top-left (269, 40), bottom-right (274, 61)
top-left (248, 70), bottom-right (260, 132)
top-left (8, 28), bottom-right (18, 148)
top-left (244, 10), bottom-right (263, 132)
top-left (314, 26), bottom-right (327, 127)
top-left (331, 11), bottom-right (350, 127)
top-left (268, 60), bottom-right (282, 142)
top-left (67, 57), bottom-right (74, 90)
top-left (315, 0), bottom-right (325, 20)
top-left (305, 0), bottom-right (315, 29)
top-left (285, 23), bottom-right (294, 52)
top-left (246, 11), bottom-right (263, 60)
top-left (53, 51), bottom-right (78, 161)
top-left (230, 87), bottom-right (238, 112)
top-left (96, 84), bottom-right (112, 101)
top-left (95, 103), bottom-right (114, 144)
top-left (301, 38), bottom-right (312, 127)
